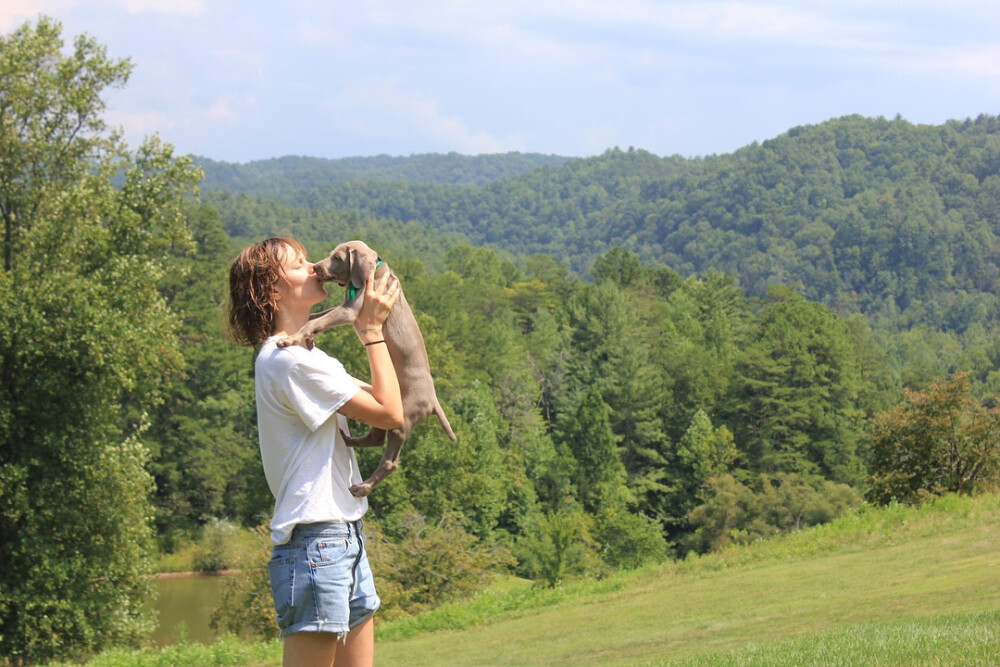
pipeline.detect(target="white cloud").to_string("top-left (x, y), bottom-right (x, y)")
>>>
top-left (5, 0), bottom-right (996, 161)
top-left (418, 0), bottom-right (874, 47)
top-left (476, 21), bottom-right (579, 64)
top-left (120, 0), bottom-right (204, 16)
top-left (211, 48), bottom-right (265, 79)
top-left (893, 46), bottom-right (1000, 79)
top-left (104, 107), bottom-right (175, 144)
top-left (206, 97), bottom-right (237, 121)
top-left (941, 47), bottom-right (1000, 78)
top-left (0, 0), bottom-right (74, 31)
top-left (323, 78), bottom-right (524, 154)
top-left (579, 1), bottom-right (895, 52)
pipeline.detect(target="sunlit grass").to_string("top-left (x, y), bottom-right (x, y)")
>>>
top-left (662, 611), bottom-right (1000, 666)
top-left (46, 635), bottom-right (281, 667)
top-left (51, 493), bottom-right (999, 666)
top-left (374, 493), bottom-right (999, 666)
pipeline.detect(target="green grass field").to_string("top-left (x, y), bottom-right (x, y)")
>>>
top-left (374, 494), bottom-right (999, 666)
top-left (63, 493), bottom-right (999, 666)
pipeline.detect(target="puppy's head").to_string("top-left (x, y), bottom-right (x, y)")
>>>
top-left (314, 240), bottom-right (378, 293)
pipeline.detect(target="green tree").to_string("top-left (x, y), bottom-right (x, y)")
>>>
top-left (867, 372), bottom-right (1000, 504)
top-left (726, 287), bottom-right (865, 484)
top-left (145, 204), bottom-right (267, 539)
top-left (392, 381), bottom-right (510, 539)
top-left (678, 410), bottom-right (737, 482)
top-left (555, 385), bottom-right (627, 513)
top-left (565, 281), bottom-right (670, 518)
top-left (591, 246), bottom-right (644, 286)
top-left (0, 17), bottom-right (200, 662)
top-left (514, 502), bottom-right (599, 586)
top-left (211, 562), bottom-right (278, 641)
top-left (659, 408), bottom-right (737, 538)
top-left (682, 474), bottom-right (767, 553)
top-left (209, 523), bottom-right (279, 640)
top-left (658, 272), bottom-right (747, 443)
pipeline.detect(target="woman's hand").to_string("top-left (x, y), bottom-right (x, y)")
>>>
top-left (354, 271), bottom-right (401, 343)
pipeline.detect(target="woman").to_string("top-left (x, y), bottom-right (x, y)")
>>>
top-left (228, 237), bottom-right (403, 667)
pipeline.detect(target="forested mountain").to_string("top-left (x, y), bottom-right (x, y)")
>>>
top-left (199, 114), bottom-right (1000, 335)
top-left (196, 151), bottom-right (569, 193)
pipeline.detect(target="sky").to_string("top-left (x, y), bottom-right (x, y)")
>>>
top-left (3, 1), bottom-right (998, 163)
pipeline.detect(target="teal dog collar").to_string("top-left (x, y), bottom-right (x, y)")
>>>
top-left (346, 258), bottom-right (384, 300)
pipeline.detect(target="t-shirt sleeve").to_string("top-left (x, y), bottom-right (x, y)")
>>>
top-left (277, 349), bottom-right (361, 432)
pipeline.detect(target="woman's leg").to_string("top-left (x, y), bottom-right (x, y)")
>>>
top-left (281, 619), bottom-right (374, 667)
top-left (334, 616), bottom-right (374, 667)
top-left (283, 631), bottom-right (337, 667)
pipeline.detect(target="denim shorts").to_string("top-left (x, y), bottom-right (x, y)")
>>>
top-left (267, 520), bottom-right (380, 637)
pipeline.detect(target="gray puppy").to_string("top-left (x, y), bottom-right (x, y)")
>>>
top-left (278, 240), bottom-right (456, 497)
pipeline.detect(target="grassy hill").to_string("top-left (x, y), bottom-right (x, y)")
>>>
top-left (62, 493), bottom-right (998, 666)
top-left (374, 493), bottom-right (999, 666)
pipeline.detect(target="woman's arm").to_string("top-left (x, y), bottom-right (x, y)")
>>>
top-left (351, 377), bottom-right (373, 393)
top-left (338, 271), bottom-right (404, 430)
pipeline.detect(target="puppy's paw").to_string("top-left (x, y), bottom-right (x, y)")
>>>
top-left (349, 483), bottom-right (373, 498)
top-left (277, 333), bottom-right (314, 350)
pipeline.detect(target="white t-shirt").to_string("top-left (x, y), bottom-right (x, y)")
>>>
top-left (255, 336), bottom-right (365, 545)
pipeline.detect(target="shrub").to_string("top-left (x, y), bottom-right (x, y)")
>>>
top-left (366, 512), bottom-right (515, 619)
top-left (682, 473), bottom-right (862, 554)
top-left (868, 372), bottom-right (1000, 504)
top-left (192, 518), bottom-right (240, 572)
top-left (513, 502), bottom-right (600, 586)
top-left (593, 505), bottom-right (669, 569)
top-left (208, 525), bottom-right (276, 640)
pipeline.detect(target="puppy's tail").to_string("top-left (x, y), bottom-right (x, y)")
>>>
top-left (434, 401), bottom-right (457, 441)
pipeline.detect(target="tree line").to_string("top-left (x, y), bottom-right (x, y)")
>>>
top-left (197, 113), bottom-right (1000, 398)
top-left (1, 16), bottom-right (998, 664)
top-left (197, 114), bottom-right (1000, 337)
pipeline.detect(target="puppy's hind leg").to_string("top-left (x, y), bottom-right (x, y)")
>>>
top-left (342, 427), bottom-right (387, 448)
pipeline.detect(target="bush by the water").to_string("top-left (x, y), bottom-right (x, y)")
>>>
top-left (192, 519), bottom-right (242, 572)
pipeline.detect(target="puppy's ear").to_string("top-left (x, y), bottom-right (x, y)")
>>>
top-left (349, 247), bottom-right (377, 292)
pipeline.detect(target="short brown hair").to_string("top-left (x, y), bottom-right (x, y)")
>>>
top-left (227, 237), bottom-right (306, 346)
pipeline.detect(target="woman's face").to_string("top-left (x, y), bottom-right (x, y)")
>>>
top-left (274, 243), bottom-right (327, 310)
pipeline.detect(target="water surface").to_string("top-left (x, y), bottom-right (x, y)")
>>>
top-left (149, 574), bottom-right (227, 646)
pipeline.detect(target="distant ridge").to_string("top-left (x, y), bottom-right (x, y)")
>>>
top-left (198, 114), bottom-right (1000, 335)
top-left (195, 152), bottom-right (571, 192)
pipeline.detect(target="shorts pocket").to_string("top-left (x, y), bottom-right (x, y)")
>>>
top-left (267, 555), bottom-right (296, 626)
top-left (313, 535), bottom-right (350, 566)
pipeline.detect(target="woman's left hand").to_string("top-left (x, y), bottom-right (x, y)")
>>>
top-left (354, 271), bottom-right (400, 341)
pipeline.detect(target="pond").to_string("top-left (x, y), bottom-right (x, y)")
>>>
top-left (149, 574), bottom-right (228, 646)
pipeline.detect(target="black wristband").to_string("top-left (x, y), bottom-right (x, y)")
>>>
top-left (364, 339), bottom-right (387, 347)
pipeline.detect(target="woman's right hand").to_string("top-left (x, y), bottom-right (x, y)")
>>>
top-left (354, 270), bottom-right (400, 343)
